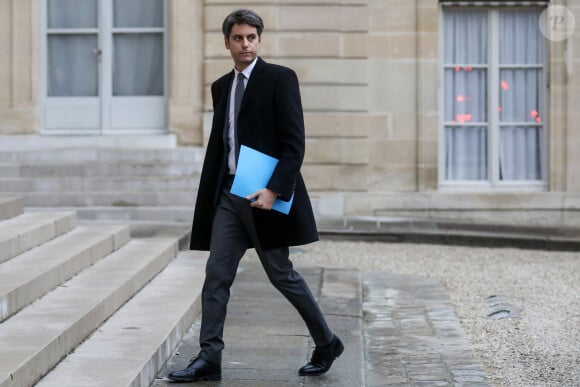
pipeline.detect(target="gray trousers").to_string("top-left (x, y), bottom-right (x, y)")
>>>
top-left (198, 178), bottom-right (334, 365)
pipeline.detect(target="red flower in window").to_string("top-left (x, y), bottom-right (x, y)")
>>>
top-left (455, 114), bottom-right (472, 123)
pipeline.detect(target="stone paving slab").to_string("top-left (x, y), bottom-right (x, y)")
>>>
top-left (363, 272), bottom-right (491, 386)
top-left (154, 256), bottom-right (362, 386)
top-left (310, 268), bottom-right (364, 387)
top-left (155, 254), bottom-right (490, 386)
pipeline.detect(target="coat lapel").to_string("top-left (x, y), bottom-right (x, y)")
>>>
top-left (216, 59), bottom-right (265, 163)
top-left (215, 71), bottom-right (234, 127)
top-left (240, 57), bottom-right (266, 113)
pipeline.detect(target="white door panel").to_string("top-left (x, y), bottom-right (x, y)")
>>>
top-left (45, 99), bottom-right (100, 130)
top-left (41, 0), bottom-right (167, 134)
top-left (109, 97), bottom-right (166, 130)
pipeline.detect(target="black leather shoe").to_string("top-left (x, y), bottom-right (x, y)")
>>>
top-left (167, 357), bottom-right (221, 382)
top-left (299, 335), bottom-right (344, 376)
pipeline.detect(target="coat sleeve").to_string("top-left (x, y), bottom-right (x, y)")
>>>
top-left (266, 68), bottom-right (305, 201)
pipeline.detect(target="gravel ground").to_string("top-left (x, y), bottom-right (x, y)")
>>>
top-left (289, 240), bottom-right (580, 387)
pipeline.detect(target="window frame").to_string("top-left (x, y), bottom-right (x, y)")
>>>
top-left (438, 5), bottom-right (550, 192)
top-left (39, 0), bottom-right (169, 134)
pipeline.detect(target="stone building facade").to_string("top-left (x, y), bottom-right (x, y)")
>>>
top-left (1, 0), bottom-right (579, 226)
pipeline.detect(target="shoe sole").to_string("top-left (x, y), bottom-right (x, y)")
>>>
top-left (335, 341), bottom-right (345, 358)
top-left (299, 340), bottom-right (345, 376)
top-left (166, 374), bottom-right (222, 382)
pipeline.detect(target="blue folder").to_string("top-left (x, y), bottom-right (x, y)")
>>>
top-left (230, 145), bottom-right (294, 215)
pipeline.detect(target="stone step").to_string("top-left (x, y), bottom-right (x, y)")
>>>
top-left (124, 222), bottom-right (192, 251)
top-left (23, 208), bottom-right (195, 247)
top-left (36, 251), bottom-right (207, 387)
top-left (0, 196), bottom-right (23, 221)
top-left (0, 147), bottom-right (204, 163)
top-left (40, 206), bottom-right (195, 223)
top-left (0, 238), bottom-right (178, 387)
top-left (0, 176), bottom-right (200, 192)
top-left (14, 190), bottom-right (197, 207)
top-left (0, 211), bottom-right (76, 264)
top-left (0, 134), bottom-right (178, 151)
top-left (0, 162), bottom-right (201, 178)
top-left (2, 191), bottom-right (197, 207)
top-left (0, 224), bottom-right (130, 323)
top-left (0, 164), bottom-right (18, 177)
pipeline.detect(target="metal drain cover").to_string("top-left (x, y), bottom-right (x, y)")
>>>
top-left (483, 295), bottom-right (519, 319)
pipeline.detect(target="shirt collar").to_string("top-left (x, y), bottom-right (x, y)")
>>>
top-left (235, 57), bottom-right (258, 80)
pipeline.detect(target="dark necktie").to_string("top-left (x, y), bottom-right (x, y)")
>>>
top-left (234, 72), bottom-right (245, 123)
top-left (231, 72), bottom-right (245, 168)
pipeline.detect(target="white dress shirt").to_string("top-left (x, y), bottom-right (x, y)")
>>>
top-left (228, 57), bottom-right (258, 175)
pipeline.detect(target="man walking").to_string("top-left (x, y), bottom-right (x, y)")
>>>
top-left (167, 9), bottom-right (343, 383)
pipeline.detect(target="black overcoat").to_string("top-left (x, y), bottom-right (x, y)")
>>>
top-left (189, 57), bottom-right (319, 251)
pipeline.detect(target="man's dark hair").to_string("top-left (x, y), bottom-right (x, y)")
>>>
top-left (222, 9), bottom-right (264, 37)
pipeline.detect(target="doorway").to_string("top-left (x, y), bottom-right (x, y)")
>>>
top-left (40, 0), bottom-right (167, 134)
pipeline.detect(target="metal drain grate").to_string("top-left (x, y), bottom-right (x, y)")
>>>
top-left (484, 295), bottom-right (519, 319)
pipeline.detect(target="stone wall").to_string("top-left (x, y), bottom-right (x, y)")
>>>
top-left (200, 0), bottom-right (376, 194)
top-left (564, 0), bottom-right (580, 191)
top-left (1, 0), bottom-right (580, 225)
top-left (167, 0), bottom-right (205, 145)
top-left (0, 0), bottom-right (38, 134)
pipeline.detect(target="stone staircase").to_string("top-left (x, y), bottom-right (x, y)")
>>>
top-left (0, 143), bottom-right (204, 236)
top-left (0, 196), bottom-right (207, 387)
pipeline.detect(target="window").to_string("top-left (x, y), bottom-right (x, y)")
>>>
top-left (41, 0), bottom-right (167, 133)
top-left (440, 5), bottom-right (547, 189)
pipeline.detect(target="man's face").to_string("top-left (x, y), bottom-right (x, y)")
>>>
top-left (225, 23), bottom-right (261, 71)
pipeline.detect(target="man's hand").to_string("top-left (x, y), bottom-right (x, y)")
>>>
top-left (247, 188), bottom-right (278, 210)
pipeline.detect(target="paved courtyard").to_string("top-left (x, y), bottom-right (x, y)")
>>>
top-left (292, 240), bottom-right (579, 386)
top-left (154, 238), bottom-right (578, 386)
top-left (154, 248), bottom-right (500, 386)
